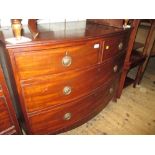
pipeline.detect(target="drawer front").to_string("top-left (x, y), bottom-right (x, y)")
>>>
top-left (0, 96), bottom-right (14, 133)
top-left (0, 65), bottom-right (20, 135)
top-left (21, 53), bottom-right (124, 113)
top-left (102, 34), bottom-right (127, 60)
top-left (28, 79), bottom-right (117, 134)
top-left (14, 39), bottom-right (102, 80)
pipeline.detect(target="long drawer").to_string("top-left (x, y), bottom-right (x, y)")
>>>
top-left (20, 53), bottom-right (124, 113)
top-left (14, 39), bottom-right (102, 80)
top-left (28, 77), bottom-right (118, 134)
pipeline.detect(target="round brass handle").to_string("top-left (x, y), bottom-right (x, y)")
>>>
top-left (109, 87), bottom-right (114, 94)
top-left (62, 55), bottom-right (72, 67)
top-left (118, 42), bottom-right (123, 50)
top-left (113, 65), bottom-right (118, 72)
top-left (63, 86), bottom-right (72, 95)
top-left (105, 45), bottom-right (110, 50)
top-left (63, 112), bottom-right (72, 120)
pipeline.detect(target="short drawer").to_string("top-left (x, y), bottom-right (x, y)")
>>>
top-left (0, 96), bottom-right (13, 133)
top-left (21, 53), bottom-right (124, 113)
top-left (28, 79), bottom-right (117, 134)
top-left (102, 34), bottom-right (128, 60)
top-left (14, 39), bottom-right (102, 80)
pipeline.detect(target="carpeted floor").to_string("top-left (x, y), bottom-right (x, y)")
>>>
top-left (61, 57), bottom-right (155, 135)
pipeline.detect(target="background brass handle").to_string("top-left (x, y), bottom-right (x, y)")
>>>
top-left (118, 42), bottom-right (123, 50)
top-left (113, 65), bottom-right (118, 72)
top-left (63, 112), bottom-right (72, 120)
top-left (63, 86), bottom-right (72, 95)
top-left (109, 87), bottom-right (114, 94)
top-left (62, 55), bottom-right (72, 67)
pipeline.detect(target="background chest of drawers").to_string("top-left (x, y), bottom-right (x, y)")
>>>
top-left (0, 21), bottom-right (130, 134)
top-left (0, 65), bottom-right (21, 134)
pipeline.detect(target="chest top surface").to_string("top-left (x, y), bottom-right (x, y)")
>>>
top-left (0, 21), bottom-right (130, 49)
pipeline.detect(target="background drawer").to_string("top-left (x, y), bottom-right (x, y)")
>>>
top-left (14, 39), bottom-right (102, 80)
top-left (0, 65), bottom-right (21, 135)
top-left (21, 53), bottom-right (124, 113)
top-left (28, 79), bottom-right (117, 134)
top-left (0, 96), bottom-right (14, 133)
top-left (102, 34), bottom-right (127, 60)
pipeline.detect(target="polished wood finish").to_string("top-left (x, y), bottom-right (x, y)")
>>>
top-left (13, 39), bottom-right (102, 79)
top-left (1, 22), bottom-right (129, 48)
top-left (102, 34), bottom-right (128, 60)
top-left (0, 65), bottom-right (21, 134)
top-left (28, 19), bottom-right (39, 39)
top-left (29, 77), bottom-right (118, 134)
top-left (21, 53), bottom-right (124, 113)
top-left (117, 20), bottom-right (155, 97)
top-left (0, 20), bottom-right (130, 134)
top-left (87, 19), bottom-right (124, 28)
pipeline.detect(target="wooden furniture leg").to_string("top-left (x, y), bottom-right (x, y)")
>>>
top-left (117, 20), bottom-right (140, 98)
top-left (133, 64), bottom-right (143, 88)
top-left (136, 21), bottom-right (155, 85)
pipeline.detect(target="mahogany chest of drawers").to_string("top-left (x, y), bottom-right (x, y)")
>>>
top-left (0, 21), bottom-right (131, 134)
top-left (0, 64), bottom-right (21, 134)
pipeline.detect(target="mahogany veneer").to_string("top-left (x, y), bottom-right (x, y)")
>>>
top-left (0, 21), bottom-right (131, 134)
top-left (0, 65), bottom-right (21, 134)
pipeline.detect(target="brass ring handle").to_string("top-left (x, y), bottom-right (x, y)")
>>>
top-left (63, 112), bottom-right (72, 120)
top-left (62, 55), bottom-right (72, 67)
top-left (109, 87), bottom-right (114, 94)
top-left (63, 86), bottom-right (72, 95)
top-left (118, 42), bottom-right (123, 50)
top-left (113, 65), bottom-right (118, 72)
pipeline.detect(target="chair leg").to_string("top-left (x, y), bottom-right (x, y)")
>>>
top-left (137, 67), bottom-right (144, 85)
top-left (133, 64), bottom-right (143, 88)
